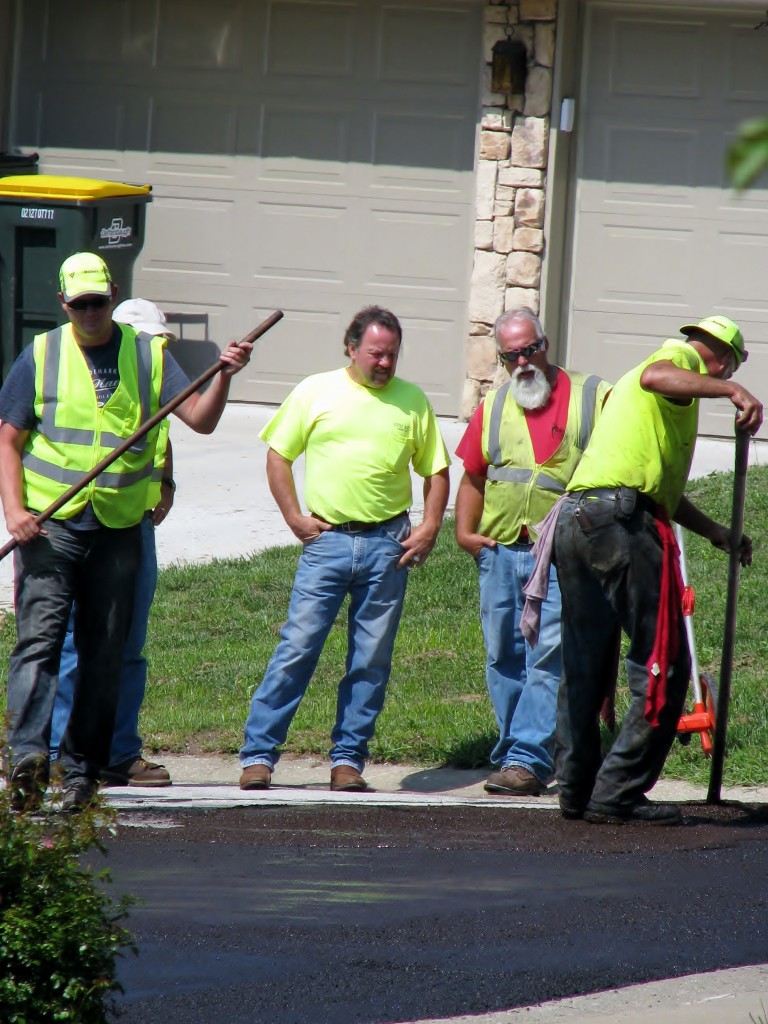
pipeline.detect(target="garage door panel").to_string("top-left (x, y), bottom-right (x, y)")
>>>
top-left (716, 234), bottom-right (768, 314)
top-left (149, 97), bottom-right (239, 155)
top-left (246, 306), bottom-right (347, 393)
top-left (372, 110), bottom-right (473, 175)
top-left (29, 94), bottom-right (135, 151)
top-left (725, 27), bottom-right (768, 102)
top-left (582, 123), bottom-right (699, 199)
top-left (141, 195), bottom-right (237, 277)
top-left (44, 2), bottom-right (136, 67)
top-left (157, 0), bottom-right (248, 70)
top-left (377, 5), bottom-right (478, 86)
top-left (251, 199), bottom-right (350, 285)
top-left (266, 0), bottom-right (357, 77)
top-left (394, 310), bottom-right (463, 404)
top-left (607, 18), bottom-right (706, 100)
top-left (261, 102), bottom-right (353, 167)
top-left (365, 204), bottom-right (467, 295)
top-left (573, 216), bottom-right (694, 312)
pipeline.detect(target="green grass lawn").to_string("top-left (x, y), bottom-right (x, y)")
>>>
top-left (1, 464), bottom-right (767, 786)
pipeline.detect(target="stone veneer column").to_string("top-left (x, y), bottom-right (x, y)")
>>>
top-left (462, 0), bottom-right (557, 418)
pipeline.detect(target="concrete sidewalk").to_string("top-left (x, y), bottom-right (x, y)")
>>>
top-left (108, 752), bottom-right (768, 811)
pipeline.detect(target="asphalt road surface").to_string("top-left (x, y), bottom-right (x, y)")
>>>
top-left (108, 802), bottom-right (768, 1023)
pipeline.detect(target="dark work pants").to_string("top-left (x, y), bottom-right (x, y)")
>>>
top-left (553, 493), bottom-right (690, 813)
top-left (6, 518), bottom-right (141, 784)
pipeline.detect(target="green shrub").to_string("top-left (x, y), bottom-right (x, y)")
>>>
top-left (0, 760), bottom-right (136, 1023)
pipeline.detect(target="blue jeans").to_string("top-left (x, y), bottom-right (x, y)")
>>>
top-left (6, 518), bottom-right (141, 783)
top-left (50, 515), bottom-right (157, 766)
top-left (477, 542), bottom-right (562, 783)
top-left (241, 516), bottom-right (410, 773)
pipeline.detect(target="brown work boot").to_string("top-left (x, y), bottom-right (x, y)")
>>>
top-left (101, 757), bottom-right (172, 788)
top-left (239, 764), bottom-right (272, 790)
top-left (330, 765), bottom-right (369, 792)
top-left (484, 765), bottom-right (546, 796)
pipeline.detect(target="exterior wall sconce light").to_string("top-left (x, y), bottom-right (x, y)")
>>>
top-left (491, 26), bottom-right (528, 94)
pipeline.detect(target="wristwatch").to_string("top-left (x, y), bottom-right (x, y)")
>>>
top-left (161, 476), bottom-right (176, 492)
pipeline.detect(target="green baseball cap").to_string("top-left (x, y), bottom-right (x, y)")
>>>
top-left (679, 315), bottom-right (747, 367)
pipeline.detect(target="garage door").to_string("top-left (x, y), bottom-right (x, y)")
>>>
top-left (11, 0), bottom-right (481, 413)
top-left (567, 3), bottom-right (768, 438)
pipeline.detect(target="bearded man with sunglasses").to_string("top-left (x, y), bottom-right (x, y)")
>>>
top-left (0, 252), bottom-right (252, 812)
top-left (455, 308), bottom-right (610, 797)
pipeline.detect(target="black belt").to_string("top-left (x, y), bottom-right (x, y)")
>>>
top-left (571, 487), bottom-right (658, 514)
top-left (318, 511), bottom-right (409, 534)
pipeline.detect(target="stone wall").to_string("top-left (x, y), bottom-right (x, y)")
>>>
top-left (462, 0), bottom-right (557, 418)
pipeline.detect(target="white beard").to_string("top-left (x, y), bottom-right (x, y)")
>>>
top-left (508, 365), bottom-right (552, 410)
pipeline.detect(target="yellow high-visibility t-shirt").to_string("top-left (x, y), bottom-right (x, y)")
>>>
top-left (259, 368), bottom-right (450, 524)
top-left (567, 341), bottom-right (707, 515)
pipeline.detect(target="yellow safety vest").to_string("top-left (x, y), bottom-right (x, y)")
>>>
top-left (479, 370), bottom-right (608, 544)
top-left (22, 323), bottom-right (166, 527)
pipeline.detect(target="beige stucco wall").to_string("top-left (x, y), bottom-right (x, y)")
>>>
top-left (463, 0), bottom-right (557, 418)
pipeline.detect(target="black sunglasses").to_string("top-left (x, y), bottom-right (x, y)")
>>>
top-left (499, 338), bottom-right (545, 363)
top-left (67, 296), bottom-right (110, 312)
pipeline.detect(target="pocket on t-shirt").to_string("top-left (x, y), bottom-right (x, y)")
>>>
top-left (385, 421), bottom-right (416, 471)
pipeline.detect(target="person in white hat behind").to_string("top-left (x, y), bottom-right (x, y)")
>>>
top-left (50, 298), bottom-right (178, 787)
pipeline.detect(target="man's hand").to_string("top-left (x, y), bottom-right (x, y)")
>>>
top-left (152, 479), bottom-right (176, 526)
top-left (455, 530), bottom-right (497, 559)
top-left (728, 382), bottom-right (763, 435)
top-left (219, 339), bottom-right (253, 376)
top-left (709, 522), bottom-right (753, 567)
top-left (291, 514), bottom-right (333, 545)
top-left (5, 508), bottom-right (45, 545)
top-left (397, 522), bottom-right (439, 569)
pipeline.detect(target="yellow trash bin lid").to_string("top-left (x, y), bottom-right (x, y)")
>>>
top-left (0, 175), bottom-right (151, 200)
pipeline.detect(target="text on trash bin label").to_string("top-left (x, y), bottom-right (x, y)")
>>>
top-left (21, 207), bottom-right (55, 220)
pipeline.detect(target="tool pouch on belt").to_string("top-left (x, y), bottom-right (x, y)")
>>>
top-left (614, 486), bottom-right (638, 523)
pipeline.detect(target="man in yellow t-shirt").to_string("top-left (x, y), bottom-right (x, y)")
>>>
top-left (239, 306), bottom-right (450, 792)
top-left (553, 315), bottom-right (762, 826)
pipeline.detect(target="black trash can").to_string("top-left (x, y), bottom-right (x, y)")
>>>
top-left (0, 174), bottom-right (152, 382)
top-left (0, 152), bottom-right (39, 176)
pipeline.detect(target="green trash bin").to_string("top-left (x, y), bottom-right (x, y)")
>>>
top-left (0, 174), bottom-right (152, 382)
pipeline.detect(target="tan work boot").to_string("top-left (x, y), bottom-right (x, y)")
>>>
top-left (330, 765), bottom-right (369, 792)
top-left (483, 765), bottom-right (546, 796)
top-left (239, 764), bottom-right (272, 790)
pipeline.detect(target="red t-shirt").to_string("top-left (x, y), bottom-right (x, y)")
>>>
top-left (456, 370), bottom-right (572, 478)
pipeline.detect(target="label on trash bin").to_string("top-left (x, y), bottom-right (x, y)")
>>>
top-left (21, 206), bottom-right (56, 221)
top-left (98, 216), bottom-right (133, 249)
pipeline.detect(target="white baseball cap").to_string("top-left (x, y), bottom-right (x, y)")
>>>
top-left (113, 298), bottom-right (177, 342)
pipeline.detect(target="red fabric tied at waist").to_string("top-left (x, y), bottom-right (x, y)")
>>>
top-left (645, 510), bottom-right (684, 726)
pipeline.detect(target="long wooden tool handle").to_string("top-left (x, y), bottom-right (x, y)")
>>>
top-left (707, 427), bottom-right (749, 803)
top-left (0, 309), bottom-right (284, 563)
